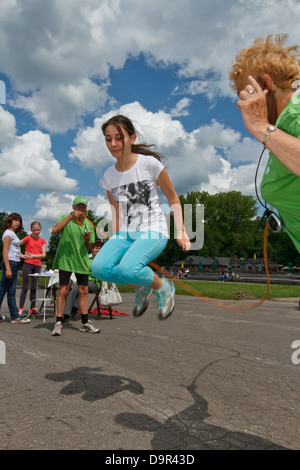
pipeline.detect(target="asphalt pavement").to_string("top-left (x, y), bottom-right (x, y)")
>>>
top-left (0, 288), bottom-right (299, 451)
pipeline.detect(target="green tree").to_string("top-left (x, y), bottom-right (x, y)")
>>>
top-left (161, 191), bottom-right (300, 267)
top-left (46, 231), bottom-right (61, 269)
top-left (179, 191), bottom-right (259, 258)
top-left (154, 213), bottom-right (183, 267)
top-left (267, 229), bottom-right (300, 266)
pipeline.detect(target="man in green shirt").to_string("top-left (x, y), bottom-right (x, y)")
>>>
top-left (63, 240), bottom-right (103, 318)
top-left (51, 196), bottom-right (100, 336)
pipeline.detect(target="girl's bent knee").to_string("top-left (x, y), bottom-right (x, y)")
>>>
top-left (92, 260), bottom-right (111, 282)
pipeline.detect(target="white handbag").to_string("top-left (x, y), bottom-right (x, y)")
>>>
top-left (99, 282), bottom-right (122, 306)
top-left (109, 283), bottom-right (123, 305)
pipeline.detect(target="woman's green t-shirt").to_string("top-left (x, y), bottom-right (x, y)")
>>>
top-left (261, 96), bottom-right (300, 253)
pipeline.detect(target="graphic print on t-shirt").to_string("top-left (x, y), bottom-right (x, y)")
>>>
top-left (111, 180), bottom-right (152, 228)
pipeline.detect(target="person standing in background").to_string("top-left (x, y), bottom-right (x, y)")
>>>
top-left (51, 196), bottom-right (100, 336)
top-left (63, 240), bottom-right (103, 319)
top-left (0, 213), bottom-right (31, 323)
top-left (229, 34), bottom-right (300, 253)
top-left (19, 221), bottom-right (46, 317)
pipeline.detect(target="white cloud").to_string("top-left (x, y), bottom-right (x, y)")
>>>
top-left (177, 80), bottom-right (222, 100)
top-left (12, 79), bottom-right (109, 133)
top-left (0, 107), bottom-right (77, 192)
top-left (2, 0), bottom-right (300, 131)
top-left (0, 105), bottom-right (17, 147)
top-left (70, 101), bottom-right (257, 196)
top-left (69, 117), bottom-right (108, 168)
top-left (170, 98), bottom-right (191, 117)
top-left (201, 160), bottom-right (258, 196)
top-left (34, 191), bottom-right (109, 224)
top-left (2, 0), bottom-right (299, 236)
top-left (69, 101), bottom-right (189, 169)
top-left (192, 120), bottom-right (240, 148)
top-left (226, 137), bottom-right (262, 164)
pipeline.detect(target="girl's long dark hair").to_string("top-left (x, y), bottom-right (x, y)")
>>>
top-left (101, 114), bottom-right (165, 162)
top-left (4, 213), bottom-right (23, 234)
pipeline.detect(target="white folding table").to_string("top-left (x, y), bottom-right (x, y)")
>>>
top-left (28, 273), bottom-right (57, 323)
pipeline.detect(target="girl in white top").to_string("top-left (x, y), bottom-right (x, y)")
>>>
top-left (92, 115), bottom-right (190, 320)
top-left (0, 213), bottom-right (30, 323)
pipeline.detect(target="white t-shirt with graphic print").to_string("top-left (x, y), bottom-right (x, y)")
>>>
top-left (102, 154), bottom-right (169, 237)
top-left (2, 229), bottom-right (20, 262)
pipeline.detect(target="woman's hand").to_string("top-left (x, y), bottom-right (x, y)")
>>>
top-left (237, 74), bottom-right (300, 176)
top-left (237, 75), bottom-right (269, 140)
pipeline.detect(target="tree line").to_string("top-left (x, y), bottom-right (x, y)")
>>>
top-left (155, 191), bottom-right (300, 267)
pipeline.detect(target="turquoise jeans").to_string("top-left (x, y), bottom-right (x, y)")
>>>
top-left (92, 231), bottom-right (168, 287)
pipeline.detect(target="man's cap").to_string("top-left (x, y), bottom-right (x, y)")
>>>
top-left (73, 196), bottom-right (88, 206)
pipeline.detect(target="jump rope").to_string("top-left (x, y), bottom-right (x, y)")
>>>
top-left (74, 145), bottom-right (279, 311)
top-left (77, 207), bottom-right (271, 312)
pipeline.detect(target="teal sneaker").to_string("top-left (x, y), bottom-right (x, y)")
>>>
top-left (133, 286), bottom-right (153, 317)
top-left (154, 278), bottom-right (175, 320)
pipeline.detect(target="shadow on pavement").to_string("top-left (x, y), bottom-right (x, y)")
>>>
top-left (45, 366), bottom-right (144, 401)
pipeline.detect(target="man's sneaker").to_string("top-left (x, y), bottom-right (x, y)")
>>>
top-left (51, 321), bottom-right (62, 336)
top-left (154, 278), bottom-right (175, 320)
top-left (79, 320), bottom-right (100, 333)
top-left (132, 286), bottom-right (153, 317)
top-left (0, 315), bottom-right (5, 322)
top-left (11, 317), bottom-right (31, 324)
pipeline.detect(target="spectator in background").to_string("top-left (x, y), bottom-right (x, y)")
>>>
top-left (63, 240), bottom-right (104, 319)
top-left (19, 221), bottom-right (46, 317)
top-left (0, 213), bottom-right (31, 323)
top-left (51, 196), bottom-right (99, 336)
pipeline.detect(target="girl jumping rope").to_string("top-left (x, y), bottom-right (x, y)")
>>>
top-left (92, 115), bottom-right (190, 319)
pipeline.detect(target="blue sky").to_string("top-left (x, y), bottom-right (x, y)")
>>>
top-left (0, 0), bottom-right (299, 243)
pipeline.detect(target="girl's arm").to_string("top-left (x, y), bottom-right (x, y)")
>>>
top-left (157, 168), bottom-right (191, 251)
top-left (19, 238), bottom-right (29, 259)
top-left (41, 243), bottom-right (46, 259)
top-left (107, 191), bottom-right (121, 235)
top-left (2, 236), bottom-right (12, 278)
top-left (27, 243), bottom-right (47, 260)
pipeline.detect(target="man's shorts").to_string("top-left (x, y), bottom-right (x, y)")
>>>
top-left (59, 270), bottom-right (89, 286)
